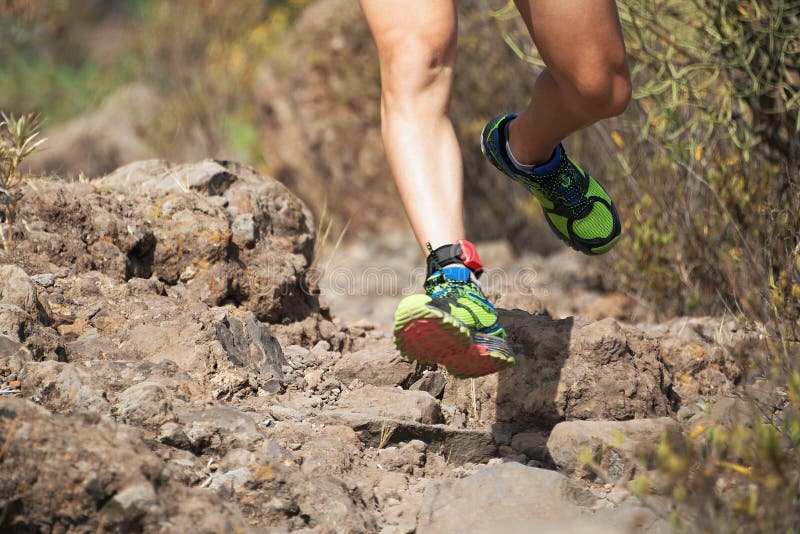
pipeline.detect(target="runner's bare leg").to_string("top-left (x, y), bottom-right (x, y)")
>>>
top-left (359, 0), bottom-right (462, 253)
top-left (508, 0), bottom-right (631, 164)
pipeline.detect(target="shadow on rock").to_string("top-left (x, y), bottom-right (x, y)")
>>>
top-left (445, 308), bottom-right (677, 448)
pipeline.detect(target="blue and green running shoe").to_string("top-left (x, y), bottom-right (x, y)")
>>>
top-left (481, 114), bottom-right (621, 255)
top-left (393, 240), bottom-right (515, 378)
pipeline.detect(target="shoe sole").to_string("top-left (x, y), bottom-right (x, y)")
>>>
top-left (480, 119), bottom-right (620, 256)
top-left (393, 294), bottom-right (515, 379)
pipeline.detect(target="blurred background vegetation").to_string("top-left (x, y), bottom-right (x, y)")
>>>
top-left (2, 0), bottom-right (799, 529)
top-left (0, 0), bottom-right (312, 158)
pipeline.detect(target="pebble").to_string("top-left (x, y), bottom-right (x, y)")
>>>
top-left (31, 273), bottom-right (56, 287)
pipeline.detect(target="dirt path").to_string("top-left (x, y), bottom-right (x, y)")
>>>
top-left (0, 161), bottom-right (750, 533)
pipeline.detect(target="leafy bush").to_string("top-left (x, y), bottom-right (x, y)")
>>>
top-left (615, 2), bottom-right (800, 530)
top-left (613, 0), bottom-right (799, 324)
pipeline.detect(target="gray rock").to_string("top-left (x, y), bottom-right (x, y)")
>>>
top-left (336, 385), bottom-right (443, 424)
top-left (159, 421), bottom-right (192, 450)
top-left (231, 213), bottom-right (256, 248)
top-left (376, 440), bottom-right (426, 472)
top-left (0, 335), bottom-right (32, 364)
top-left (417, 463), bottom-right (597, 533)
top-left (314, 410), bottom-right (496, 464)
top-left (510, 430), bottom-right (549, 461)
top-left (547, 418), bottom-right (682, 481)
top-left (20, 359), bottom-right (199, 416)
top-left (178, 406), bottom-right (263, 454)
top-left (21, 360), bottom-right (108, 413)
top-left (215, 312), bottom-right (285, 381)
top-left (417, 460), bottom-right (662, 532)
top-left (0, 265), bottom-right (49, 323)
top-left (331, 342), bottom-right (414, 387)
top-left (102, 483), bottom-right (159, 530)
top-left (30, 273), bottom-right (56, 288)
top-left (207, 467), bottom-right (253, 498)
top-left (110, 381), bottom-right (175, 427)
top-left (410, 371), bottom-right (447, 398)
top-left (0, 304), bottom-right (30, 342)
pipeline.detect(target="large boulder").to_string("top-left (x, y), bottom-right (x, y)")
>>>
top-left (444, 313), bottom-right (676, 431)
top-left (5, 159), bottom-right (317, 322)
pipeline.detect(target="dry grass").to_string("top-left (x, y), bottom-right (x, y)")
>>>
top-left (378, 420), bottom-right (396, 449)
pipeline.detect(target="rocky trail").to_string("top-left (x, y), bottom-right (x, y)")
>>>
top-left (0, 160), bottom-right (755, 533)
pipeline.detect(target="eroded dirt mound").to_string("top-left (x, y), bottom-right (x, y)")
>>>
top-left (23, 84), bottom-right (163, 179)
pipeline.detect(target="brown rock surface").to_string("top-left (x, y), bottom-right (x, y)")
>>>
top-left (336, 385), bottom-right (444, 425)
top-left (417, 462), bottom-right (666, 534)
top-left (0, 144), bottom-right (757, 534)
top-left (4, 159), bottom-right (317, 322)
top-left (331, 340), bottom-right (415, 387)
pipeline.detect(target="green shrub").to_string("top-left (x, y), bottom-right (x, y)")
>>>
top-left (0, 112), bottom-right (45, 247)
top-left (500, 0), bottom-right (799, 529)
top-left (614, 2), bottom-right (800, 529)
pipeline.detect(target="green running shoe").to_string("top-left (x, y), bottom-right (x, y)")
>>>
top-left (481, 114), bottom-right (621, 255)
top-left (393, 241), bottom-right (515, 378)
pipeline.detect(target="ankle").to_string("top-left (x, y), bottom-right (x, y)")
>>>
top-left (506, 117), bottom-right (558, 166)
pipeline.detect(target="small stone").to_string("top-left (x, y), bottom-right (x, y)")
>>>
top-left (31, 273), bottom-right (56, 288)
top-left (311, 340), bottom-right (331, 354)
top-left (231, 214), bottom-right (256, 248)
top-left (450, 412), bottom-right (467, 428)
top-left (159, 422), bottom-right (192, 450)
top-left (410, 371), bottom-right (447, 398)
top-left (305, 369), bottom-right (324, 390)
top-left (511, 431), bottom-right (548, 460)
top-left (261, 377), bottom-right (283, 394)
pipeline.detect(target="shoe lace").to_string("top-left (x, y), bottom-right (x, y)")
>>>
top-left (551, 168), bottom-right (590, 216)
top-left (555, 172), bottom-right (580, 205)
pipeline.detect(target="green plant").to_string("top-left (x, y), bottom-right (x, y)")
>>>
top-left (0, 112), bottom-right (45, 194)
top-left (0, 111), bottom-right (45, 249)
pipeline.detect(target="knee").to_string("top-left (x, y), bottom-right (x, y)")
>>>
top-left (377, 32), bottom-right (455, 108)
top-left (571, 61), bottom-right (632, 119)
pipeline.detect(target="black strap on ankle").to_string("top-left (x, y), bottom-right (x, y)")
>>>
top-left (426, 239), bottom-right (484, 278)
